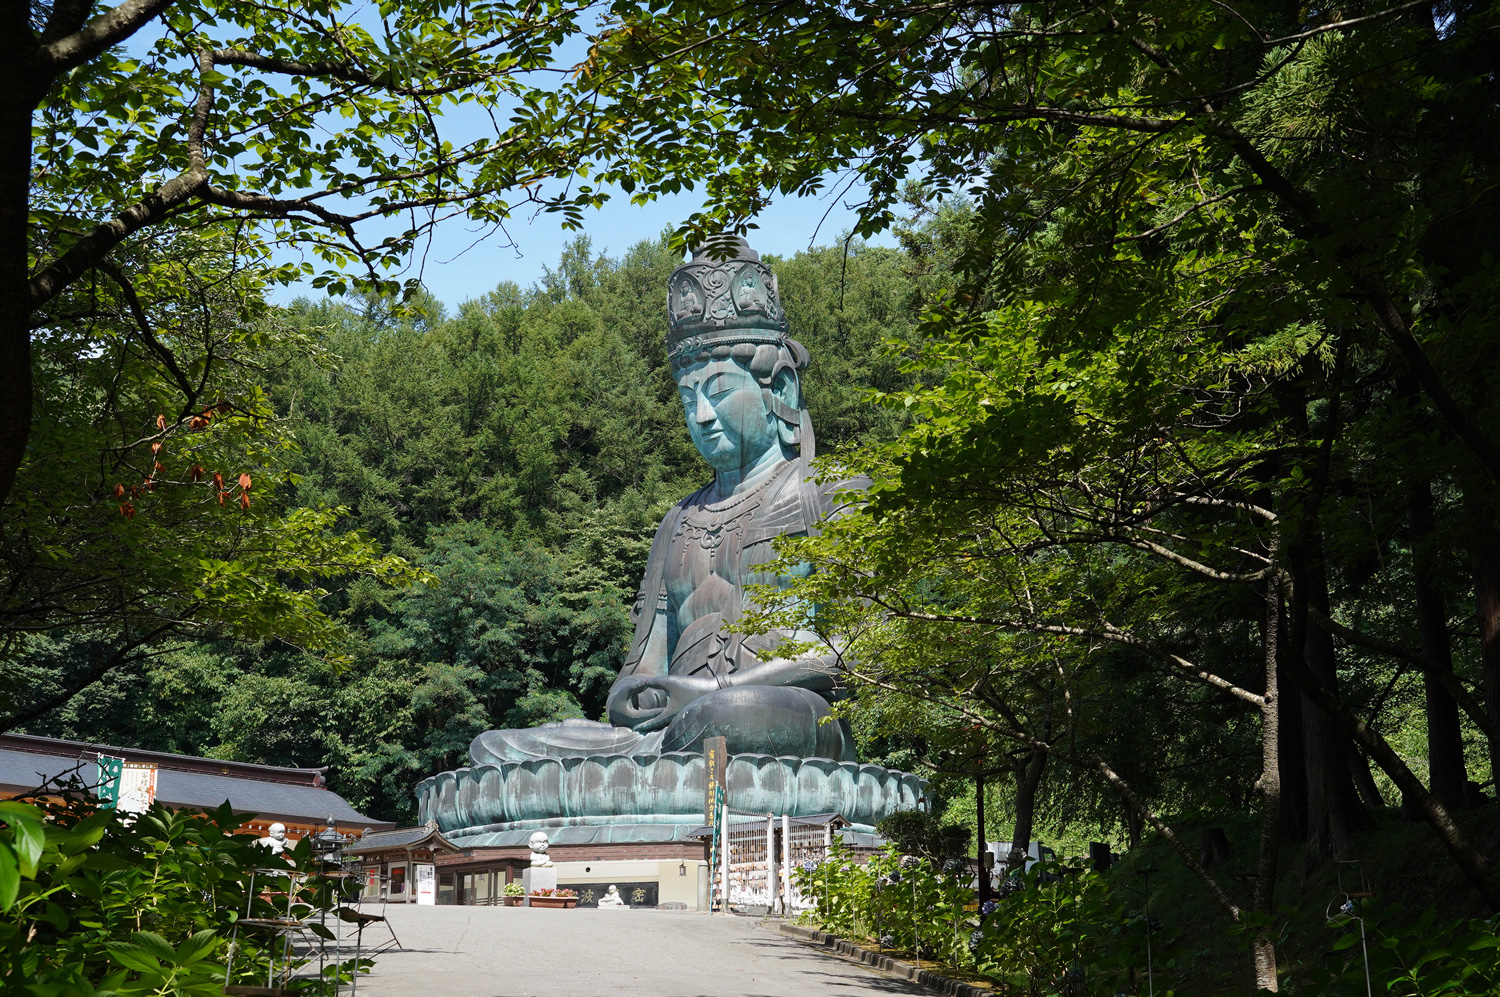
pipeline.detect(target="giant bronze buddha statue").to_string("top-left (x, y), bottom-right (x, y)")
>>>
top-left (472, 238), bottom-right (858, 764)
top-left (417, 241), bottom-right (924, 844)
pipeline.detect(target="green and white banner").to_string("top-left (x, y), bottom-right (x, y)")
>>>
top-left (95, 756), bottom-right (156, 813)
top-left (96, 754), bottom-right (124, 808)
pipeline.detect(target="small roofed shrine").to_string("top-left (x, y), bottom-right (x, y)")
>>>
top-left (0, 732), bottom-right (392, 842)
top-left (345, 822), bottom-right (460, 904)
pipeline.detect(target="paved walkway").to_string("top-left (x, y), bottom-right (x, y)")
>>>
top-left (353, 905), bottom-right (929, 997)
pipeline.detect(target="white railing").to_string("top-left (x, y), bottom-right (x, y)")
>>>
top-left (713, 808), bottom-right (834, 914)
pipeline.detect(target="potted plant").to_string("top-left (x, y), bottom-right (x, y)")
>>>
top-left (527, 887), bottom-right (578, 909)
top-left (502, 881), bottom-right (525, 907)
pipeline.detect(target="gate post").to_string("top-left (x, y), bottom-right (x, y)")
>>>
top-left (765, 812), bottom-right (776, 911)
top-left (781, 813), bottom-right (791, 912)
top-left (719, 802), bottom-right (730, 914)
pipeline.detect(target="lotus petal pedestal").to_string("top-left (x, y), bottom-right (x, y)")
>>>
top-left (416, 751), bottom-right (927, 847)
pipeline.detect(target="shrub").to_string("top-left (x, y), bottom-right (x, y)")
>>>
top-left (875, 810), bottom-right (971, 861)
top-left (972, 858), bottom-right (1143, 997)
top-left (0, 788), bottom-right (365, 995)
top-left (1306, 903), bottom-right (1500, 996)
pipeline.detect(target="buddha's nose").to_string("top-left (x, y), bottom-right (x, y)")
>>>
top-left (694, 394), bottom-right (716, 424)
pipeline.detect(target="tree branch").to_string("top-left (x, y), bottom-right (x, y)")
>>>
top-left (213, 48), bottom-right (380, 87)
top-left (1307, 604), bottom-right (1499, 741)
top-left (92, 260), bottom-right (196, 401)
top-left (34, 0), bottom-right (176, 82)
top-left (1094, 756), bottom-right (1242, 919)
top-left (28, 167), bottom-right (207, 309)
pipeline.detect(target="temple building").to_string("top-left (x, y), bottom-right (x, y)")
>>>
top-left (0, 732), bottom-right (391, 841)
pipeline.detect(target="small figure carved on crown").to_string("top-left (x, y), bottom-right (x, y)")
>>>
top-left (664, 237), bottom-right (787, 365)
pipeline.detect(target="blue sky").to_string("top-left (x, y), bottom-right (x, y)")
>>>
top-left (270, 184), bottom-right (894, 311)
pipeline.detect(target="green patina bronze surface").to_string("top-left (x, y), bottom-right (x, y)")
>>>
top-left (416, 751), bottom-right (928, 845)
top-left (422, 239), bottom-right (926, 841)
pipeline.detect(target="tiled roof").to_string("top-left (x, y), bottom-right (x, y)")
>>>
top-left (346, 824), bottom-right (457, 854)
top-left (0, 733), bottom-right (392, 830)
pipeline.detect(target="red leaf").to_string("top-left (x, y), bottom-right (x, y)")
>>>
top-left (239, 492), bottom-right (251, 510)
top-left (238, 473), bottom-right (252, 491)
top-left (217, 491), bottom-right (225, 506)
top-left (212, 472), bottom-right (224, 489)
top-left (151, 442), bottom-right (162, 455)
top-left (190, 465), bottom-right (204, 482)
top-left (120, 503), bottom-right (136, 519)
top-left (113, 484), bottom-right (125, 499)
top-left (155, 414), bottom-right (166, 430)
top-left (190, 416), bottom-right (207, 429)
top-left (216, 400), bottom-right (232, 414)
top-left (154, 461), bottom-right (164, 473)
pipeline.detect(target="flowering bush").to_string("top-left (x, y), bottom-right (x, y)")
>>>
top-left (503, 881), bottom-right (525, 897)
top-left (970, 858), bottom-right (1142, 996)
top-left (528, 888), bottom-right (578, 898)
top-left (792, 839), bottom-right (973, 966)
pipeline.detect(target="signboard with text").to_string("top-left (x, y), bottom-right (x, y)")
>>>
top-left (414, 863), bottom-right (436, 905)
top-left (703, 736), bottom-right (726, 824)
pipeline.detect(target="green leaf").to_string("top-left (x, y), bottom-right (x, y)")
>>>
top-left (105, 940), bottom-right (164, 974)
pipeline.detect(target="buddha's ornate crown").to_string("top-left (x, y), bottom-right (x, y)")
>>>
top-left (666, 236), bottom-right (788, 363)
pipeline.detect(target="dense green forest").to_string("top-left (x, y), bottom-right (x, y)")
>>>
top-left (13, 236), bottom-right (923, 823)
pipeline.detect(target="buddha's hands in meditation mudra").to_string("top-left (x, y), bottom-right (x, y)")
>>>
top-left (611, 673), bottom-right (721, 733)
top-left (470, 239), bottom-right (860, 765)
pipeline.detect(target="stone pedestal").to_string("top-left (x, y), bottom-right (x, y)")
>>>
top-left (521, 866), bottom-right (556, 906)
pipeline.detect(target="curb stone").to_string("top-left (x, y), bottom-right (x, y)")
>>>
top-left (777, 922), bottom-right (990, 997)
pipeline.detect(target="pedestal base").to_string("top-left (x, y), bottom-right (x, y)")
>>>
top-left (521, 865), bottom-right (556, 906)
top-left (417, 751), bottom-right (927, 845)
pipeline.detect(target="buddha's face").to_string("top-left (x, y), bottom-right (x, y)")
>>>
top-left (676, 360), bottom-right (786, 473)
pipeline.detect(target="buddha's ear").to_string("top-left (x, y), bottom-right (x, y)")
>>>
top-left (768, 366), bottom-right (802, 446)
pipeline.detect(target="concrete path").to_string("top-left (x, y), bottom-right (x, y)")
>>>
top-left (353, 905), bottom-right (929, 997)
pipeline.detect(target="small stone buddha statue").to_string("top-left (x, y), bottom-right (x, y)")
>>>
top-left (471, 238), bottom-right (860, 765)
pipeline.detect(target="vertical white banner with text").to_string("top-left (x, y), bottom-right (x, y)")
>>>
top-left (414, 863), bottom-right (436, 904)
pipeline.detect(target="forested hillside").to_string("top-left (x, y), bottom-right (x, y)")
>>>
top-left (17, 236), bottom-right (921, 823)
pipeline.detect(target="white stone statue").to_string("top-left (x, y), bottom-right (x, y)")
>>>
top-left (256, 822), bottom-right (288, 855)
top-left (527, 830), bottom-right (553, 868)
top-left (597, 884), bottom-right (627, 908)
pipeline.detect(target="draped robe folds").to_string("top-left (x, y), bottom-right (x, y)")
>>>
top-left (469, 459), bottom-right (863, 765)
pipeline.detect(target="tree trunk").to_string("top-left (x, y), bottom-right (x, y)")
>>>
top-left (1123, 799), bottom-right (1142, 849)
top-left (0, 15), bottom-right (36, 511)
top-left (1347, 745), bottom-right (1386, 810)
top-left (976, 765), bottom-right (990, 905)
top-left (1410, 477), bottom-right (1468, 809)
top-left (1470, 501), bottom-right (1500, 800)
top-left (1277, 639), bottom-right (1309, 842)
top-left (1290, 546), bottom-right (1371, 876)
top-left (1252, 569), bottom-right (1283, 992)
top-left (1010, 746), bottom-right (1047, 864)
